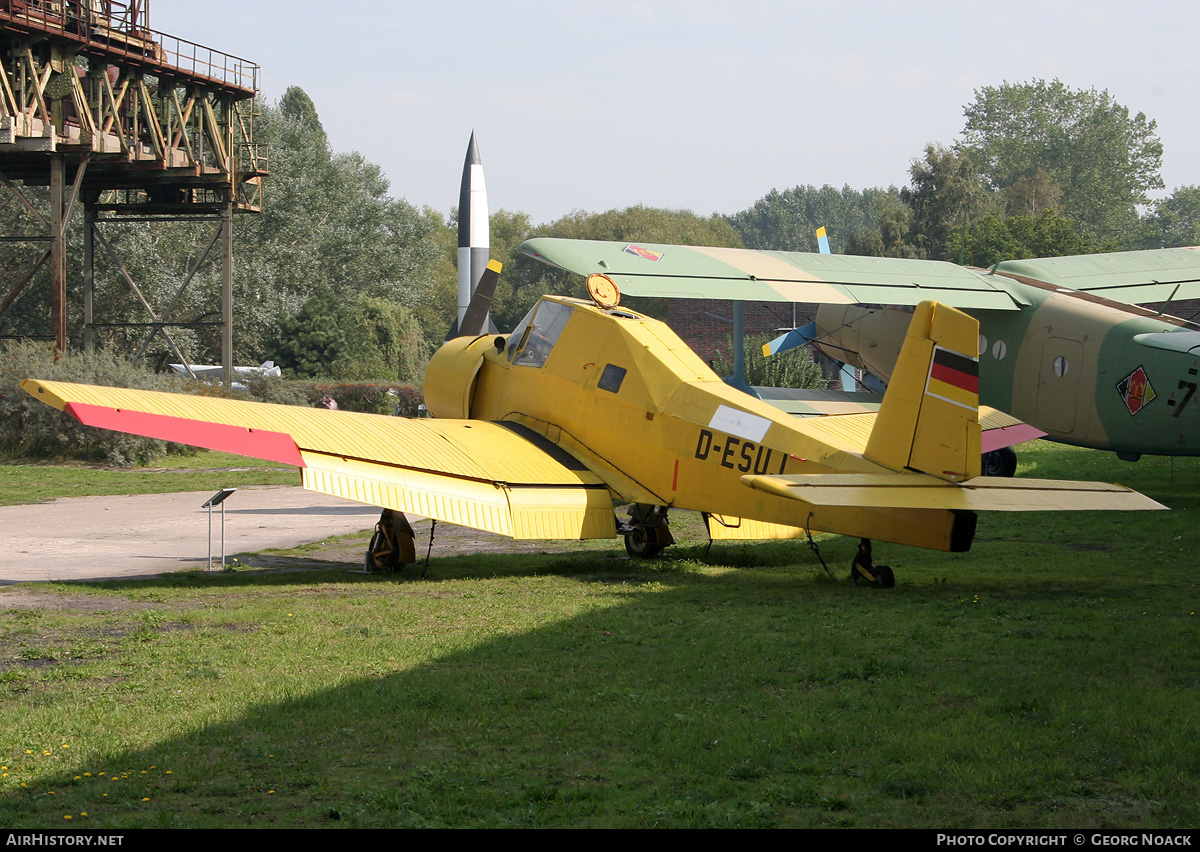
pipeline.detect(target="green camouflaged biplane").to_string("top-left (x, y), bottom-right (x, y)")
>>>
top-left (522, 239), bottom-right (1200, 465)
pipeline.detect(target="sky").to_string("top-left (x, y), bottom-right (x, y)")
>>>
top-left (151, 0), bottom-right (1200, 226)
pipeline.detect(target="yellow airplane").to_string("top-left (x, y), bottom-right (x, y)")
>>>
top-left (21, 260), bottom-right (1163, 584)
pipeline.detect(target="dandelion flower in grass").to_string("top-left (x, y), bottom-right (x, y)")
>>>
top-left (83, 772), bottom-right (91, 777)
top-left (63, 815), bottom-right (70, 821)
top-left (141, 797), bottom-right (150, 802)
top-left (80, 813), bottom-right (87, 817)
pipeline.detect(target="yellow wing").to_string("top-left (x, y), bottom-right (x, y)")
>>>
top-left (20, 379), bottom-right (616, 540)
top-left (741, 472), bottom-right (1165, 512)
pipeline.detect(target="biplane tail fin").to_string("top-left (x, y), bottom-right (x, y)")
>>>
top-left (864, 301), bottom-right (981, 482)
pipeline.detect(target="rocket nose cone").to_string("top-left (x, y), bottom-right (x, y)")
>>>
top-left (464, 131), bottom-right (482, 167)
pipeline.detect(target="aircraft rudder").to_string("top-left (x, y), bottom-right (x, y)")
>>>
top-left (864, 301), bottom-right (982, 481)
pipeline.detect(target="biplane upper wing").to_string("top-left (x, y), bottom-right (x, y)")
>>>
top-left (20, 379), bottom-right (616, 540)
top-left (995, 246), bottom-right (1200, 304)
top-left (520, 238), bottom-right (1026, 309)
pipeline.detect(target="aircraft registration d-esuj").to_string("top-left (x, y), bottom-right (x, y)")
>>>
top-left (518, 238), bottom-right (1200, 472)
top-left (22, 257), bottom-right (1164, 586)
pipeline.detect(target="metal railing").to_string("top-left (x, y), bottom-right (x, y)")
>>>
top-left (0, 0), bottom-right (258, 93)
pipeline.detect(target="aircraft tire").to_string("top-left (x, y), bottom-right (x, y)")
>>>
top-left (624, 523), bottom-right (661, 558)
top-left (981, 447), bottom-right (1018, 477)
top-left (872, 564), bottom-right (895, 589)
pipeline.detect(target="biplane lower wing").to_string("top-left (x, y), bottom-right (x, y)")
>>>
top-left (19, 379), bottom-right (617, 540)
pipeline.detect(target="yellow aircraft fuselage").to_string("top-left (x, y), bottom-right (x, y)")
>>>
top-left (425, 295), bottom-right (975, 551)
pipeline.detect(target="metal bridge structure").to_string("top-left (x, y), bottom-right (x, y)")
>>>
top-left (0, 0), bottom-right (264, 382)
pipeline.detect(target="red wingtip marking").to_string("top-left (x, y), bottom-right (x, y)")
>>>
top-left (65, 402), bottom-right (305, 467)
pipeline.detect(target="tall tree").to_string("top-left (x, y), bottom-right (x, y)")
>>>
top-left (1141, 186), bottom-right (1200, 249)
top-left (497, 206), bottom-right (743, 327)
top-left (959, 79), bottom-right (1163, 247)
top-left (727, 184), bottom-right (895, 253)
top-left (901, 144), bottom-right (997, 261)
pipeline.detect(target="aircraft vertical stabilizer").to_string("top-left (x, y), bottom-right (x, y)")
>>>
top-left (864, 301), bottom-right (981, 482)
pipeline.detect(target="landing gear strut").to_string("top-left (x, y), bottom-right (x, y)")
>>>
top-left (850, 538), bottom-right (895, 588)
top-left (364, 509), bottom-right (417, 572)
top-left (618, 504), bottom-right (675, 559)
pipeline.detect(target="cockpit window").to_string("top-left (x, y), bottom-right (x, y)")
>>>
top-left (507, 301), bottom-right (574, 367)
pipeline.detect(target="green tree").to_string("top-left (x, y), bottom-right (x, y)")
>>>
top-left (901, 144), bottom-right (997, 261)
top-left (270, 288), bottom-right (427, 382)
top-left (709, 334), bottom-right (826, 389)
top-left (844, 192), bottom-right (923, 259)
top-left (727, 184), bottom-right (895, 253)
top-left (952, 211), bottom-right (1111, 268)
top-left (959, 79), bottom-right (1163, 246)
top-left (1141, 186), bottom-right (1200, 249)
top-left (499, 205), bottom-right (743, 327)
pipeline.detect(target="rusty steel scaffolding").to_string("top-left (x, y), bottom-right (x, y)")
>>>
top-left (0, 0), bottom-right (264, 384)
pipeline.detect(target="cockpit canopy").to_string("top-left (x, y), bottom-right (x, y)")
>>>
top-left (507, 300), bottom-right (575, 367)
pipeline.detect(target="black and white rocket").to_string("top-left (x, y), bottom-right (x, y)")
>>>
top-left (457, 131), bottom-right (490, 329)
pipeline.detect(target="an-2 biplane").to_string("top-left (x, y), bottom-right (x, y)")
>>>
top-left (22, 257), bottom-right (1163, 582)
top-left (518, 238), bottom-right (1200, 468)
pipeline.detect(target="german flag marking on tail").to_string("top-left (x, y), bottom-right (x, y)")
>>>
top-left (926, 345), bottom-right (979, 410)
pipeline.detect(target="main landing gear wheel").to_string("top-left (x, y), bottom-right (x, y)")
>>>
top-left (981, 446), bottom-right (1018, 477)
top-left (850, 538), bottom-right (895, 589)
top-left (364, 509), bottom-right (417, 572)
top-left (621, 504), bottom-right (675, 559)
top-left (624, 522), bottom-right (662, 558)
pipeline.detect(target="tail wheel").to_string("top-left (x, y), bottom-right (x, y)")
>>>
top-left (981, 447), bottom-right (1018, 477)
top-left (624, 522), bottom-right (661, 558)
top-left (850, 538), bottom-right (894, 588)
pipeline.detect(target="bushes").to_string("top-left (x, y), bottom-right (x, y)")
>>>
top-left (244, 376), bottom-right (424, 415)
top-left (0, 343), bottom-right (429, 466)
top-left (0, 342), bottom-right (200, 465)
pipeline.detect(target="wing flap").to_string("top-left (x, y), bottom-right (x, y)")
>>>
top-left (302, 452), bottom-right (616, 540)
top-left (741, 472), bottom-right (1165, 512)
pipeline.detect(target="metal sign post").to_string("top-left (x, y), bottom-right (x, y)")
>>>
top-left (202, 488), bottom-right (238, 569)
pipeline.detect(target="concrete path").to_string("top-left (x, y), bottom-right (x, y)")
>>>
top-left (0, 486), bottom-right (381, 584)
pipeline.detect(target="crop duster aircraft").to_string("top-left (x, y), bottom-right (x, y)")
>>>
top-left (519, 238), bottom-right (1200, 468)
top-left (21, 258), bottom-right (1163, 580)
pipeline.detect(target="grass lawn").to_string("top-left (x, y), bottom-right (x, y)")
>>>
top-left (0, 451), bottom-right (300, 505)
top-left (0, 442), bottom-right (1196, 828)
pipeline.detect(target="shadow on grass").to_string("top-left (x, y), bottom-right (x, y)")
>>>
top-left (4, 529), bottom-right (1197, 829)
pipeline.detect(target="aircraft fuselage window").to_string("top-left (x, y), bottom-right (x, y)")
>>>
top-left (508, 301), bottom-right (574, 367)
top-left (598, 364), bottom-right (627, 393)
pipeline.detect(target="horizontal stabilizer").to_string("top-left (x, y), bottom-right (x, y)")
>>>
top-left (1133, 330), bottom-right (1200, 355)
top-left (741, 472), bottom-right (1166, 512)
